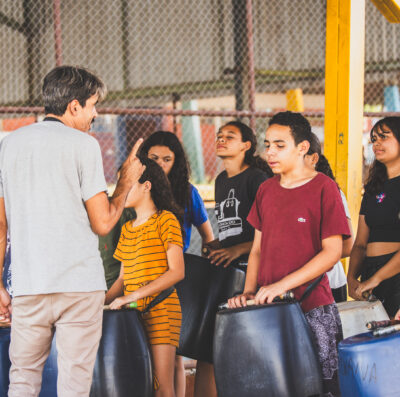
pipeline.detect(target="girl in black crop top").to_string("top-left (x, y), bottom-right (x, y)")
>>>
top-left (348, 117), bottom-right (400, 317)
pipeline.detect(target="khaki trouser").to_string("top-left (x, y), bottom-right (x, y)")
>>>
top-left (8, 291), bottom-right (104, 397)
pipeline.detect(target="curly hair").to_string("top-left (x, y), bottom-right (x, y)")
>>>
top-left (138, 156), bottom-right (184, 230)
top-left (139, 131), bottom-right (191, 209)
top-left (364, 117), bottom-right (400, 195)
top-left (219, 121), bottom-right (273, 177)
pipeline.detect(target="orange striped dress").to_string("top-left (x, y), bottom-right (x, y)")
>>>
top-left (114, 210), bottom-right (183, 347)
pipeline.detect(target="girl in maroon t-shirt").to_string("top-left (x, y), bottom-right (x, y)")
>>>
top-left (229, 112), bottom-right (350, 397)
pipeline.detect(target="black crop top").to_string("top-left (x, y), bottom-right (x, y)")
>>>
top-left (360, 175), bottom-right (400, 243)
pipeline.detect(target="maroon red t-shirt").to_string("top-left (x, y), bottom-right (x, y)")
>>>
top-left (247, 173), bottom-right (350, 313)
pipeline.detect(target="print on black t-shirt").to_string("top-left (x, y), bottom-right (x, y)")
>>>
top-left (214, 167), bottom-right (269, 253)
top-left (216, 188), bottom-right (243, 240)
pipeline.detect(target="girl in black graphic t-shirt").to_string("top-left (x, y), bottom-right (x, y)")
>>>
top-left (205, 121), bottom-right (273, 268)
top-left (348, 117), bottom-right (400, 317)
top-left (196, 121), bottom-right (272, 397)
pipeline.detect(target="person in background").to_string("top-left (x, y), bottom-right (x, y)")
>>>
top-left (348, 117), bottom-right (400, 318)
top-left (229, 112), bottom-right (350, 396)
top-left (305, 133), bottom-right (354, 302)
top-left (107, 158), bottom-right (185, 397)
top-left (140, 131), bottom-right (214, 254)
top-left (139, 131), bottom-right (214, 397)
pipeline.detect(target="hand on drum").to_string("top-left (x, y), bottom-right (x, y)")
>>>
top-left (355, 277), bottom-right (380, 301)
top-left (228, 292), bottom-right (255, 308)
top-left (347, 276), bottom-right (362, 300)
top-left (208, 246), bottom-right (240, 267)
top-left (395, 308), bottom-right (400, 320)
top-left (254, 282), bottom-right (287, 305)
top-left (109, 296), bottom-right (129, 310)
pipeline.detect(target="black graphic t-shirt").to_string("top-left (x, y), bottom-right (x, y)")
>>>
top-left (360, 175), bottom-right (400, 243)
top-left (215, 167), bottom-right (269, 261)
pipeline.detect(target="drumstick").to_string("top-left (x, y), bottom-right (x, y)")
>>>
top-left (104, 302), bottom-right (137, 311)
top-left (218, 291), bottom-right (295, 310)
top-left (373, 324), bottom-right (400, 337)
top-left (366, 320), bottom-right (400, 330)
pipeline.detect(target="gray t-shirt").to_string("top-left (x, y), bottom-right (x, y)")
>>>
top-left (0, 120), bottom-right (107, 296)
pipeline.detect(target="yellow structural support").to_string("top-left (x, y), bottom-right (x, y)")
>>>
top-left (324, 0), bottom-right (365, 270)
top-left (286, 88), bottom-right (304, 112)
top-left (371, 0), bottom-right (400, 23)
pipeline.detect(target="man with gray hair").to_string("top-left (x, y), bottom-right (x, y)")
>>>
top-left (0, 66), bottom-right (144, 396)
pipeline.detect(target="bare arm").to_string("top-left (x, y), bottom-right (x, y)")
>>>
top-left (356, 250), bottom-right (400, 297)
top-left (104, 265), bottom-right (124, 304)
top-left (208, 241), bottom-right (253, 267)
top-left (228, 230), bottom-right (262, 308)
top-left (347, 215), bottom-right (369, 299)
top-left (85, 139), bottom-right (145, 236)
top-left (254, 235), bottom-right (342, 305)
top-left (109, 243), bottom-right (185, 309)
top-left (341, 218), bottom-right (354, 258)
top-left (196, 220), bottom-right (214, 244)
top-left (0, 199), bottom-right (11, 320)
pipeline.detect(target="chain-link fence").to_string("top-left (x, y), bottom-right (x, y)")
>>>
top-left (0, 0), bottom-right (399, 253)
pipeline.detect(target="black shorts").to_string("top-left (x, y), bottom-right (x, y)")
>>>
top-left (361, 252), bottom-right (400, 317)
top-left (331, 285), bottom-right (347, 303)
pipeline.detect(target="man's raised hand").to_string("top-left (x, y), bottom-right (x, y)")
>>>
top-left (119, 138), bottom-right (146, 185)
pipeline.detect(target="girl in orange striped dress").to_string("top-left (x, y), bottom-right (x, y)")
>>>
top-left (107, 157), bottom-right (185, 397)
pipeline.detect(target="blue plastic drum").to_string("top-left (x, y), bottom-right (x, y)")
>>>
top-left (39, 336), bottom-right (58, 397)
top-left (0, 327), bottom-right (11, 396)
top-left (338, 331), bottom-right (400, 397)
top-left (0, 325), bottom-right (56, 397)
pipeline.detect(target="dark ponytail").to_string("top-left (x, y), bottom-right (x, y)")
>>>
top-left (138, 156), bottom-right (184, 231)
top-left (316, 154), bottom-right (336, 182)
top-left (220, 121), bottom-right (273, 177)
top-left (307, 132), bottom-right (339, 189)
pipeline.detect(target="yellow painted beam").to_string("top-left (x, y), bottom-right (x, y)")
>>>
top-left (324, 0), bottom-right (339, 169)
top-left (324, 0), bottom-right (365, 271)
top-left (286, 88), bottom-right (304, 112)
top-left (371, 0), bottom-right (400, 23)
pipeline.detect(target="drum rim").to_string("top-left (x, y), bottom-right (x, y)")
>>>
top-left (217, 301), bottom-right (299, 315)
top-left (339, 330), bottom-right (400, 346)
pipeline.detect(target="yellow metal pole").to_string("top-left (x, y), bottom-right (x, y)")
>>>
top-left (371, 0), bottom-right (400, 22)
top-left (286, 88), bottom-right (304, 112)
top-left (324, 0), bottom-right (365, 271)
